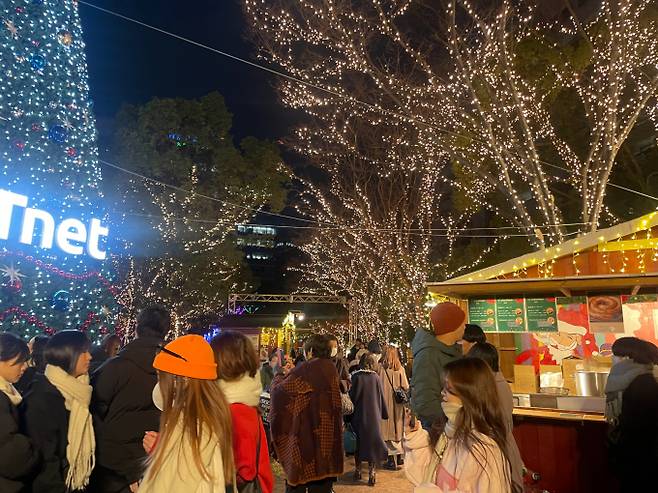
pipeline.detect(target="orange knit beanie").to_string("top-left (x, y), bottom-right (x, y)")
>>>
top-left (153, 335), bottom-right (217, 380)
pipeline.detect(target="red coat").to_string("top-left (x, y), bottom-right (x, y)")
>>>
top-left (230, 401), bottom-right (274, 493)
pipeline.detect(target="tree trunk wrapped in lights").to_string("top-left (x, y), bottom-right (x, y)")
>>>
top-left (245, 0), bottom-right (658, 249)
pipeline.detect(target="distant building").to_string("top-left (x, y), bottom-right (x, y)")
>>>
top-left (236, 224), bottom-right (277, 261)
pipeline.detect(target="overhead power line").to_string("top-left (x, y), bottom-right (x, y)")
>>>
top-left (104, 159), bottom-right (591, 234)
top-left (80, 1), bottom-right (658, 204)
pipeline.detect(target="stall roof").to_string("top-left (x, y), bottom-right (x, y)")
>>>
top-left (444, 211), bottom-right (658, 283)
top-left (427, 272), bottom-right (658, 298)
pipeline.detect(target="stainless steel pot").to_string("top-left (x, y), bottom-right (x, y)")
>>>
top-left (575, 370), bottom-right (609, 396)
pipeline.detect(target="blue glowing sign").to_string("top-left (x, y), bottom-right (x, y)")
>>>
top-left (0, 189), bottom-right (109, 260)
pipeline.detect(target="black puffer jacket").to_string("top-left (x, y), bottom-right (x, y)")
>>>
top-left (91, 336), bottom-right (162, 486)
top-left (0, 391), bottom-right (38, 493)
top-left (20, 374), bottom-right (71, 493)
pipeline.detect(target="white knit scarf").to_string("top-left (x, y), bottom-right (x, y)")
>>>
top-left (0, 374), bottom-right (22, 405)
top-left (45, 364), bottom-right (96, 491)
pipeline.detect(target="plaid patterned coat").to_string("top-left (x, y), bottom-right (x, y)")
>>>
top-left (269, 358), bottom-right (344, 486)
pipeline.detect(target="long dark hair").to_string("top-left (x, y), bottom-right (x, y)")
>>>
top-left (44, 330), bottom-right (90, 375)
top-left (429, 358), bottom-right (511, 486)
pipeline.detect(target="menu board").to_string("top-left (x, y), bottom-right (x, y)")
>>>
top-left (495, 298), bottom-right (526, 332)
top-left (621, 293), bottom-right (658, 341)
top-left (525, 298), bottom-right (558, 332)
top-left (588, 295), bottom-right (624, 333)
top-left (467, 299), bottom-right (497, 332)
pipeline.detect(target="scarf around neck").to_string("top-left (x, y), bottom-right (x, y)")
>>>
top-left (0, 374), bottom-right (22, 405)
top-left (604, 359), bottom-right (653, 424)
top-left (45, 364), bottom-right (95, 491)
top-left (218, 373), bottom-right (262, 407)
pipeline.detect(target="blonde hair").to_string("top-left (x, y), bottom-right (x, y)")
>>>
top-left (147, 371), bottom-right (235, 481)
top-left (381, 346), bottom-right (402, 371)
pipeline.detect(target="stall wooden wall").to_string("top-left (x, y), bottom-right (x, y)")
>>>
top-left (486, 333), bottom-right (516, 380)
top-left (513, 416), bottom-right (619, 493)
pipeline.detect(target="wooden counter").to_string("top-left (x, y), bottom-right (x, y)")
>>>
top-left (513, 406), bottom-right (605, 422)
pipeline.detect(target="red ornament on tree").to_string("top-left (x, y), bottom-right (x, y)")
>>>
top-left (14, 139), bottom-right (25, 151)
top-left (66, 146), bottom-right (77, 157)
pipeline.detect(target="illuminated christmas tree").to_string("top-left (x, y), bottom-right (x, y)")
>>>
top-left (0, 0), bottom-right (119, 341)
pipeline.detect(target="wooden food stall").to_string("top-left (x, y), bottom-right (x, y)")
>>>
top-left (427, 212), bottom-right (658, 493)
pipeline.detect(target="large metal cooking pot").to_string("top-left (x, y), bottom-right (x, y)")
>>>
top-left (575, 370), bottom-right (609, 397)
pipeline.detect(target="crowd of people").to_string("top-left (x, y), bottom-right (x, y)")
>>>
top-left (0, 305), bottom-right (273, 493)
top-left (0, 301), bottom-right (656, 493)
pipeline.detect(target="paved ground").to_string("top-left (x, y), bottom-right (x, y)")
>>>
top-left (273, 458), bottom-right (412, 493)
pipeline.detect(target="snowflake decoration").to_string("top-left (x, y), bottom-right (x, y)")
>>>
top-left (1, 263), bottom-right (26, 283)
top-left (62, 116), bottom-right (74, 131)
top-left (4, 19), bottom-right (18, 39)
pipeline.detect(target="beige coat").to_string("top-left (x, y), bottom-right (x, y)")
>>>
top-left (138, 420), bottom-right (227, 493)
top-left (404, 427), bottom-right (511, 492)
top-left (378, 367), bottom-right (409, 442)
top-left (494, 371), bottom-right (524, 493)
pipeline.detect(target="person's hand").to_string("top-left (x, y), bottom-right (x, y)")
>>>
top-left (129, 482), bottom-right (139, 493)
top-left (404, 408), bottom-right (420, 433)
top-left (143, 431), bottom-right (159, 454)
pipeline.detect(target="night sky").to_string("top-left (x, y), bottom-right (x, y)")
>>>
top-left (79, 0), bottom-right (296, 144)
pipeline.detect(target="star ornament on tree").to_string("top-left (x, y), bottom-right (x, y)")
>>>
top-left (4, 19), bottom-right (18, 39)
top-left (1, 263), bottom-right (26, 284)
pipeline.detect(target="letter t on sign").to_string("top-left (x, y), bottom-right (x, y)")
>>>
top-left (0, 190), bottom-right (28, 240)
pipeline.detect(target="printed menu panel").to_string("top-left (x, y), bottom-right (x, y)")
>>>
top-left (496, 298), bottom-right (526, 332)
top-left (588, 295), bottom-right (624, 333)
top-left (467, 299), bottom-right (497, 332)
top-left (526, 298), bottom-right (558, 332)
top-left (621, 294), bottom-right (658, 341)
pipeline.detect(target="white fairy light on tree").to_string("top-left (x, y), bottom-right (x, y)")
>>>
top-left (244, 0), bottom-right (658, 338)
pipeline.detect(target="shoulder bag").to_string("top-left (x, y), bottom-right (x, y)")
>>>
top-left (384, 368), bottom-right (410, 405)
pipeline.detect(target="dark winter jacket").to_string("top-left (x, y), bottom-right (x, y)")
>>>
top-left (20, 374), bottom-right (71, 493)
top-left (260, 363), bottom-right (275, 391)
top-left (606, 365), bottom-right (658, 491)
top-left (91, 336), bottom-right (162, 487)
top-left (88, 346), bottom-right (110, 375)
top-left (332, 355), bottom-right (351, 393)
top-left (410, 329), bottom-right (461, 424)
top-left (14, 367), bottom-right (38, 395)
top-left (349, 370), bottom-right (389, 463)
top-left (0, 391), bottom-right (38, 493)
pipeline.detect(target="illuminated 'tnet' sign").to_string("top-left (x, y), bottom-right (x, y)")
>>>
top-left (0, 189), bottom-right (109, 260)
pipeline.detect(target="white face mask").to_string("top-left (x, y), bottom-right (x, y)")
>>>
top-left (152, 382), bottom-right (164, 411)
top-left (331, 347), bottom-right (338, 358)
top-left (441, 400), bottom-right (463, 423)
top-left (372, 353), bottom-right (382, 363)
